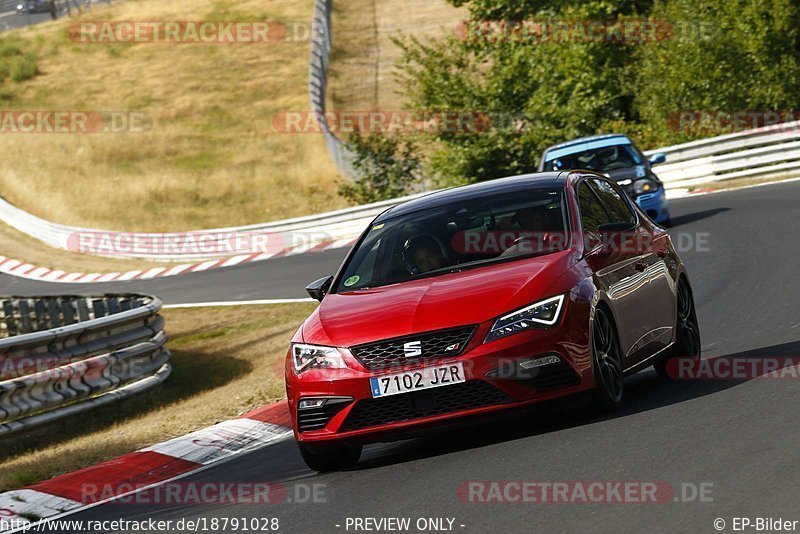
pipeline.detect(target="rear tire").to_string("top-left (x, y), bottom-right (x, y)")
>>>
top-left (298, 442), bottom-right (362, 472)
top-left (591, 307), bottom-right (624, 412)
top-left (654, 277), bottom-right (701, 379)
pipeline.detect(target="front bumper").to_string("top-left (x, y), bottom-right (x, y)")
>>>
top-left (286, 315), bottom-right (594, 445)
top-left (634, 187), bottom-right (670, 224)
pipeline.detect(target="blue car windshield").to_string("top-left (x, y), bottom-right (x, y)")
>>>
top-left (334, 187), bottom-right (570, 292)
top-left (543, 143), bottom-right (643, 172)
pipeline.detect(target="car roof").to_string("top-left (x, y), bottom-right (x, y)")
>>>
top-left (542, 134), bottom-right (632, 162)
top-left (375, 172), bottom-right (568, 222)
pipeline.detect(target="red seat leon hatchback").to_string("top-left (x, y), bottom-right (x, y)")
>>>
top-left (286, 170), bottom-right (700, 471)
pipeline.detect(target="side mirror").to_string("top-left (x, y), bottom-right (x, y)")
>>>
top-left (552, 158), bottom-right (564, 170)
top-left (648, 152), bottom-right (667, 166)
top-left (306, 275), bottom-right (333, 302)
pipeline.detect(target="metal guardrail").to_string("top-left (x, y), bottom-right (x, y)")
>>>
top-left (644, 121), bottom-right (800, 188)
top-left (2, 120), bottom-right (799, 262)
top-left (308, 0), bottom-right (356, 179)
top-left (0, 294), bottom-right (170, 436)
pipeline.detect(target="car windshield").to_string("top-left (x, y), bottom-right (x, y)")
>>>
top-left (543, 143), bottom-right (643, 172)
top-left (334, 187), bottom-right (570, 292)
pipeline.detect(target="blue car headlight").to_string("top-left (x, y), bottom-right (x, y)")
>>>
top-left (486, 294), bottom-right (565, 343)
top-left (633, 179), bottom-right (659, 196)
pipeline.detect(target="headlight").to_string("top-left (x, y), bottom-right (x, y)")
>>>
top-left (486, 294), bottom-right (565, 343)
top-left (292, 343), bottom-right (347, 374)
top-left (633, 179), bottom-right (659, 196)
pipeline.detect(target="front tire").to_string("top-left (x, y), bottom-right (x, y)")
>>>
top-left (591, 307), bottom-right (624, 411)
top-left (298, 442), bottom-right (362, 472)
top-left (654, 277), bottom-right (701, 379)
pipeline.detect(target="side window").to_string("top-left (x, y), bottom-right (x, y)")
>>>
top-left (577, 181), bottom-right (609, 243)
top-left (591, 179), bottom-right (635, 224)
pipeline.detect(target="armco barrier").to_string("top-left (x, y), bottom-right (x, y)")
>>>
top-left (308, 0), bottom-right (357, 179)
top-left (0, 294), bottom-right (170, 436)
top-left (643, 121), bottom-right (800, 188)
top-left (1, 121), bottom-right (798, 264)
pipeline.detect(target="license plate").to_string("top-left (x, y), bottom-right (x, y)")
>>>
top-left (369, 362), bottom-right (465, 398)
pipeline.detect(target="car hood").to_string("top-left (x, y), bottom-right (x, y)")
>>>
top-left (302, 250), bottom-right (575, 347)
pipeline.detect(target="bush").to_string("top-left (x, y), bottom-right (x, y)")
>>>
top-left (632, 0), bottom-right (800, 143)
top-left (9, 54), bottom-right (38, 83)
top-left (0, 42), bottom-right (23, 58)
top-left (0, 37), bottom-right (39, 85)
top-left (395, 2), bottom-right (638, 182)
top-left (395, 0), bottom-right (800, 183)
top-left (339, 132), bottom-right (422, 204)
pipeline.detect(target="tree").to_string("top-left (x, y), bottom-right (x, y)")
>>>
top-left (339, 132), bottom-right (422, 204)
top-left (632, 0), bottom-right (800, 143)
top-left (395, 1), bottom-right (643, 185)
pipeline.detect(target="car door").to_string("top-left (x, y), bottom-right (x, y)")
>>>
top-left (588, 178), bottom-right (674, 366)
top-left (577, 178), bottom-right (641, 369)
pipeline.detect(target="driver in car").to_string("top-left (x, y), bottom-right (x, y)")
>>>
top-left (402, 235), bottom-right (446, 274)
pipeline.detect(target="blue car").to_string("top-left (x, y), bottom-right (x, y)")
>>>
top-left (538, 134), bottom-right (671, 225)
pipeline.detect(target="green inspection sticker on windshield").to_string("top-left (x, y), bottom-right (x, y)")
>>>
top-left (344, 275), bottom-right (360, 287)
top-left (372, 223), bottom-right (385, 231)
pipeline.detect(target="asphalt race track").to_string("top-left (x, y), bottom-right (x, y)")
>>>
top-left (0, 247), bottom-right (350, 303)
top-left (10, 180), bottom-right (800, 532)
top-left (0, 10), bottom-right (53, 31)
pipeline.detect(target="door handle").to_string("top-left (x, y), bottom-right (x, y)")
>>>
top-left (635, 261), bottom-right (646, 272)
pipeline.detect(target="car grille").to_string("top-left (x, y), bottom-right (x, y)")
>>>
top-left (343, 380), bottom-right (513, 431)
top-left (350, 326), bottom-right (477, 370)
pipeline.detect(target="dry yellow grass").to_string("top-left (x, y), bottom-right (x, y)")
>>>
top-left (0, 302), bottom-right (316, 491)
top-left (0, 0), bottom-right (462, 272)
top-left (0, 0), bottom-right (347, 232)
top-left (328, 0), bottom-right (464, 110)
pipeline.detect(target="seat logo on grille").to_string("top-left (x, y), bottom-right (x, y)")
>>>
top-left (403, 340), bottom-right (423, 357)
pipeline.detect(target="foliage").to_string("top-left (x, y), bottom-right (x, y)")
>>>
top-left (632, 0), bottom-right (800, 143)
top-left (0, 37), bottom-right (39, 84)
top-left (339, 132), bottom-right (422, 204)
top-left (395, 0), bottom-right (800, 184)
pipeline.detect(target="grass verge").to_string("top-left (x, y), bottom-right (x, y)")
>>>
top-left (0, 0), bottom-right (346, 232)
top-left (684, 172), bottom-right (800, 193)
top-left (0, 302), bottom-right (315, 491)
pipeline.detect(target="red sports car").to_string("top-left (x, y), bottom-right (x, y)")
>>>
top-left (286, 170), bottom-right (700, 471)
